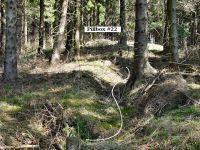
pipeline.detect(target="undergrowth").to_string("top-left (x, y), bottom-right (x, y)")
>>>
top-left (0, 44), bottom-right (200, 149)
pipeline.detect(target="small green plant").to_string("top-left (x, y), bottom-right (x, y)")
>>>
top-left (4, 84), bottom-right (12, 93)
top-left (63, 126), bottom-right (76, 137)
top-left (74, 114), bottom-right (92, 140)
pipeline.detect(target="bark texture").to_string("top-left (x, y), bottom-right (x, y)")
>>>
top-left (65, 2), bottom-right (74, 56)
top-left (0, 0), bottom-right (5, 54)
top-left (16, 0), bottom-right (23, 53)
top-left (74, 0), bottom-right (81, 59)
top-left (38, 0), bottom-right (45, 54)
top-left (167, 0), bottom-right (179, 62)
top-left (119, 0), bottom-right (127, 46)
top-left (126, 0), bottom-right (157, 88)
top-left (3, 0), bottom-right (18, 81)
top-left (51, 0), bottom-right (69, 64)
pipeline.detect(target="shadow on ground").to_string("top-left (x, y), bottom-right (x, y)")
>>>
top-left (0, 70), bottom-right (131, 148)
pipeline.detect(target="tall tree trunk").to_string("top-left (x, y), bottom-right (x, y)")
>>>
top-left (31, 16), bottom-right (37, 48)
top-left (23, 0), bottom-right (28, 48)
top-left (190, 11), bottom-right (198, 46)
top-left (80, 0), bottom-right (84, 44)
top-left (65, 2), bottom-right (74, 57)
top-left (65, 23), bottom-right (74, 57)
top-left (163, 0), bottom-right (169, 54)
top-left (38, 0), bottom-right (45, 54)
top-left (119, 0), bottom-right (127, 46)
top-left (167, 0), bottom-right (178, 62)
top-left (44, 22), bottom-right (50, 48)
top-left (126, 0), bottom-right (148, 88)
top-left (74, 0), bottom-right (81, 59)
top-left (92, 4), bottom-right (97, 39)
top-left (3, 0), bottom-right (17, 81)
top-left (16, 0), bottom-right (23, 54)
top-left (51, 0), bottom-right (69, 64)
top-left (50, 24), bottom-right (53, 47)
top-left (126, 0), bottom-right (156, 89)
top-left (0, 0), bottom-right (5, 54)
top-left (197, 3), bottom-right (200, 60)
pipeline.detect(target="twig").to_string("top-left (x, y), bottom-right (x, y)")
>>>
top-left (144, 69), bottom-right (165, 94)
top-left (133, 69), bottom-right (165, 100)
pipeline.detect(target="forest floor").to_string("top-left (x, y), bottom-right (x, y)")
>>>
top-left (0, 39), bottom-right (200, 149)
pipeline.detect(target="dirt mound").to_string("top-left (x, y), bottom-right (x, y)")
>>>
top-left (135, 75), bottom-right (190, 115)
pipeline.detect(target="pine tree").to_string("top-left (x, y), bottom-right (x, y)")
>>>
top-left (167, 0), bottom-right (179, 62)
top-left (3, 0), bottom-right (18, 81)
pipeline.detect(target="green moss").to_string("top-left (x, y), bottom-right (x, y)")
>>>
top-left (121, 105), bottom-right (138, 118)
top-left (73, 113), bottom-right (94, 139)
top-left (186, 141), bottom-right (200, 150)
top-left (3, 84), bottom-right (13, 93)
top-left (167, 106), bottom-right (200, 122)
top-left (171, 136), bottom-right (182, 145)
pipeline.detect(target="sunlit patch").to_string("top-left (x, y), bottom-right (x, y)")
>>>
top-left (79, 108), bottom-right (107, 120)
top-left (188, 83), bottom-right (200, 90)
top-left (48, 85), bottom-right (72, 93)
top-left (0, 102), bottom-right (21, 113)
top-left (28, 118), bottom-right (46, 136)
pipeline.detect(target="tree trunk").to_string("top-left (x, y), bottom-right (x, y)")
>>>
top-left (167, 0), bottom-right (178, 62)
top-left (119, 0), bottom-right (127, 46)
top-left (74, 0), bottom-right (81, 59)
top-left (65, 3), bottom-right (74, 57)
top-left (0, 0), bottom-right (5, 54)
top-left (51, 0), bottom-right (69, 64)
top-left (31, 16), bottom-right (37, 49)
top-left (65, 24), bottom-right (74, 56)
top-left (23, 0), bottom-right (28, 48)
top-left (38, 0), bottom-right (45, 54)
top-left (163, 0), bottom-right (169, 54)
top-left (16, 0), bottom-right (23, 54)
top-left (126, 0), bottom-right (156, 89)
top-left (197, 3), bottom-right (200, 57)
top-left (126, 0), bottom-right (148, 88)
top-left (92, 4), bottom-right (97, 39)
top-left (44, 22), bottom-right (51, 48)
top-left (3, 0), bottom-right (17, 81)
top-left (190, 11), bottom-right (198, 46)
top-left (80, 0), bottom-right (84, 44)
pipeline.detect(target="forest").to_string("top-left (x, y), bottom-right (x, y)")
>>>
top-left (0, 0), bottom-right (200, 149)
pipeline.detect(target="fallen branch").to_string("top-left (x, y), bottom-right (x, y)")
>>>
top-left (133, 69), bottom-right (165, 100)
top-left (144, 69), bottom-right (165, 94)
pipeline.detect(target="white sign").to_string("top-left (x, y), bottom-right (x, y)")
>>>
top-left (84, 26), bottom-right (121, 33)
